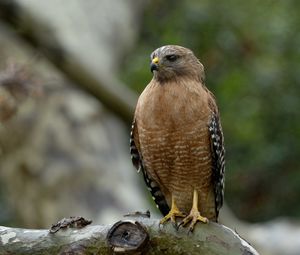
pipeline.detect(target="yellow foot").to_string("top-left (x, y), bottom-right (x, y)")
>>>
top-left (178, 189), bottom-right (209, 232)
top-left (160, 208), bottom-right (185, 226)
top-left (159, 196), bottom-right (185, 228)
top-left (178, 207), bottom-right (209, 232)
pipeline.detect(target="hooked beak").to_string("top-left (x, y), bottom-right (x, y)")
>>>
top-left (150, 57), bottom-right (159, 73)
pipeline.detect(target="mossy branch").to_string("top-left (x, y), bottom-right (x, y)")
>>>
top-left (0, 218), bottom-right (258, 255)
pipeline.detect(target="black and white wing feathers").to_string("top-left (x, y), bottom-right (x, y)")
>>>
top-left (209, 112), bottom-right (225, 220)
top-left (130, 119), bottom-right (170, 216)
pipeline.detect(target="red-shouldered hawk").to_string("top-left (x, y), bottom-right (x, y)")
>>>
top-left (130, 45), bottom-right (225, 231)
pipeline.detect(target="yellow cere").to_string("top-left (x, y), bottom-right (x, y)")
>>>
top-left (152, 57), bottom-right (159, 64)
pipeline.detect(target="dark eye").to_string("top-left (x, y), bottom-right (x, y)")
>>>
top-left (165, 54), bottom-right (179, 62)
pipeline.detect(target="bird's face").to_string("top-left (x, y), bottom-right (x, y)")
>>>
top-left (150, 45), bottom-right (204, 82)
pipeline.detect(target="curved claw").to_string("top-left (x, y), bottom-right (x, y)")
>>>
top-left (178, 211), bottom-right (209, 232)
top-left (159, 196), bottom-right (185, 229)
top-left (159, 210), bottom-right (185, 229)
top-left (178, 189), bottom-right (209, 232)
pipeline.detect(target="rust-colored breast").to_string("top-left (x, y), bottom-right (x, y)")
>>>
top-left (135, 79), bottom-right (217, 220)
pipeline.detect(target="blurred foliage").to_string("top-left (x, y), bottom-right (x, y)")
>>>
top-left (121, 0), bottom-right (300, 222)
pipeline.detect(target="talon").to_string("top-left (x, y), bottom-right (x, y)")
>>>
top-left (171, 220), bottom-right (178, 230)
top-left (159, 196), bottom-right (185, 228)
top-left (178, 189), bottom-right (209, 232)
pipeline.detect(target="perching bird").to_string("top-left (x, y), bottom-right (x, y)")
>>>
top-left (130, 45), bottom-right (225, 231)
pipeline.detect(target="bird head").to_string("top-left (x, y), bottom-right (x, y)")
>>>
top-left (150, 45), bottom-right (205, 83)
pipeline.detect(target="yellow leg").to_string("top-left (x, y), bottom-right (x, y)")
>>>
top-left (159, 196), bottom-right (185, 227)
top-left (179, 189), bottom-right (209, 232)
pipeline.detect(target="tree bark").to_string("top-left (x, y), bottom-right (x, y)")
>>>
top-left (0, 218), bottom-right (258, 255)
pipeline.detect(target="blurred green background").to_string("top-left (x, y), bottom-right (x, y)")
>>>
top-left (1, 1), bottom-right (299, 253)
top-left (121, 0), bottom-right (300, 222)
top-left (0, 0), bottom-right (299, 227)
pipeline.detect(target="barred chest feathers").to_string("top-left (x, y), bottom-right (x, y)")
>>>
top-left (135, 78), bottom-right (211, 129)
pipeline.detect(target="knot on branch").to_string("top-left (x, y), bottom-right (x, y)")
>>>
top-left (107, 220), bottom-right (149, 254)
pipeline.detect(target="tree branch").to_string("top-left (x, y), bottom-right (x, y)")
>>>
top-left (0, 218), bottom-right (259, 255)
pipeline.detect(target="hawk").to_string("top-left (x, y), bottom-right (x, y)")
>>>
top-left (130, 45), bottom-right (225, 231)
